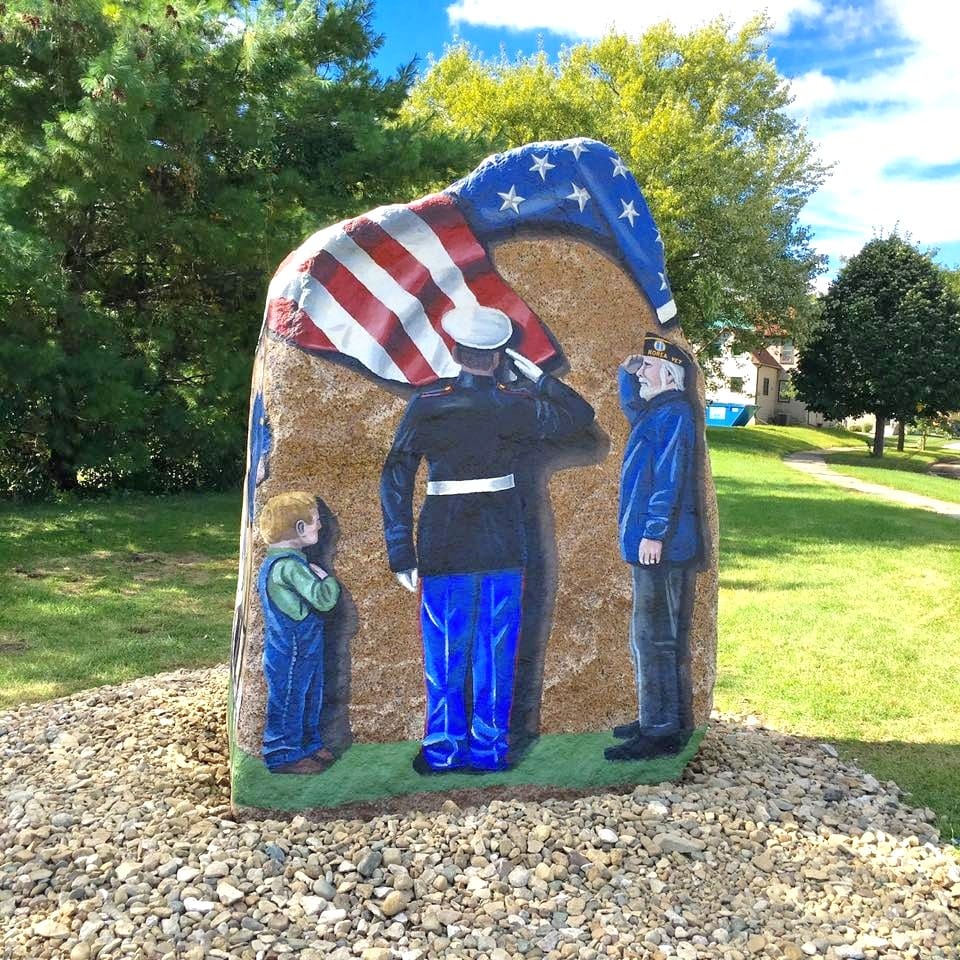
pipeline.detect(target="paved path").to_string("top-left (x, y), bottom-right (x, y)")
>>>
top-left (783, 449), bottom-right (960, 520)
top-left (930, 461), bottom-right (960, 479)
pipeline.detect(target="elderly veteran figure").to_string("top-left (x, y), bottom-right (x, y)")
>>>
top-left (380, 305), bottom-right (594, 773)
top-left (606, 336), bottom-right (701, 762)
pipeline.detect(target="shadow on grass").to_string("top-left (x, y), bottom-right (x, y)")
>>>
top-left (718, 576), bottom-right (815, 592)
top-left (825, 450), bottom-right (952, 475)
top-left (0, 566), bottom-right (234, 708)
top-left (0, 492), bottom-right (240, 565)
top-left (0, 492), bottom-right (239, 706)
top-left (715, 480), bottom-right (960, 565)
top-left (822, 449), bottom-right (960, 506)
top-left (0, 625), bottom-right (232, 709)
top-left (707, 426), bottom-right (867, 458)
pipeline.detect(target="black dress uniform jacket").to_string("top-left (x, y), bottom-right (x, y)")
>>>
top-left (380, 371), bottom-right (595, 576)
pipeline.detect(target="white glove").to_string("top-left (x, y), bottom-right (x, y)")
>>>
top-left (395, 568), bottom-right (418, 593)
top-left (505, 348), bottom-right (544, 383)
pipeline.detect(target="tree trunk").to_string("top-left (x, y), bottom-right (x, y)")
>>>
top-left (873, 415), bottom-right (886, 457)
top-left (47, 451), bottom-right (79, 492)
top-left (897, 421), bottom-right (906, 452)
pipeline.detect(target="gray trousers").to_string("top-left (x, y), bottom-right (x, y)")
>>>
top-left (629, 563), bottom-right (695, 736)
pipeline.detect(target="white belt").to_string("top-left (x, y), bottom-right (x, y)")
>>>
top-left (426, 474), bottom-right (515, 496)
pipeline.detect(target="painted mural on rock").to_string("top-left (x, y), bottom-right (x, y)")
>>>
top-left (229, 139), bottom-right (718, 813)
top-left (608, 338), bottom-right (701, 761)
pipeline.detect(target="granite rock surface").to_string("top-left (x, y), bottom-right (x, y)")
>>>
top-left (235, 237), bottom-right (719, 759)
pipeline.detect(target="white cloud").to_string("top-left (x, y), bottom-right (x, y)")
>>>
top-left (817, 3), bottom-right (888, 44)
top-left (444, 0), bottom-right (960, 272)
top-left (218, 15), bottom-right (246, 38)
top-left (789, 70), bottom-right (837, 113)
top-left (446, 0), bottom-right (822, 37)
top-left (811, 272), bottom-right (833, 294)
top-left (789, 0), bottom-right (960, 262)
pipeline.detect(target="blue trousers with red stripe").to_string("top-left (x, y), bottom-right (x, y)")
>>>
top-left (419, 569), bottom-right (523, 771)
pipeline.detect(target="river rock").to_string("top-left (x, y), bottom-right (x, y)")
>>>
top-left (656, 832), bottom-right (707, 855)
top-left (381, 890), bottom-right (408, 917)
top-left (1, 667), bottom-right (957, 960)
top-left (32, 918), bottom-right (70, 939)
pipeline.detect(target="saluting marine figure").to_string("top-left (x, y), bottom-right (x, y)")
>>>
top-left (380, 305), bottom-right (595, 773)
top-left (606, 336), bottom-right (701, 762)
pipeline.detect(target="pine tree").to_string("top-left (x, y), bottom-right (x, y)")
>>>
top-left (0, 0), bottom-right (472, 496)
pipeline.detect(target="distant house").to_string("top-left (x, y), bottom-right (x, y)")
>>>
top-left (709, 333), bottom-right (827, 427)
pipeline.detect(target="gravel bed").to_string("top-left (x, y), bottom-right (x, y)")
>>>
top-left (1, 666), bottom-right (957, 960)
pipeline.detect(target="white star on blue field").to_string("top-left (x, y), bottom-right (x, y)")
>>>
top-left (446, 138), bottom-right (678, 321)
top-left (372, 0), bottom-right (960, 284)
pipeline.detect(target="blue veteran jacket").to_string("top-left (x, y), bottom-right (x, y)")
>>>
top-left (618, 367), bottom-right (700, 565)
top-left (381, 370), bottom-right (594, 576)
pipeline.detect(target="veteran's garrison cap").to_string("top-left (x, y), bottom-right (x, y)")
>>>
top-left (641, 335), bottom-right (688, 367)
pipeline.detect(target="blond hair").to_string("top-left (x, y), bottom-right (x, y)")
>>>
top-left (259, 492), bottom-right (317, 545)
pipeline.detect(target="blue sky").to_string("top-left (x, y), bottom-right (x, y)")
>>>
top-left (370, 0), bottom-right (960, 287)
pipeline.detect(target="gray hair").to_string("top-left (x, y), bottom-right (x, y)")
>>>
top-left (662, 359), bottom-right (685, 392)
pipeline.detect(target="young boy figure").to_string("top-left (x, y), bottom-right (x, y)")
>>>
top-left (257, 492), bottom-right (341, 774)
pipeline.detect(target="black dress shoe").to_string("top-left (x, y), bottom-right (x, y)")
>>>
top-left (412, 750), bottom-right (465, 775)
top-left (612, 720), bottom-right (642, 740)
top-left (412, 751), bottom-right (439, 775)
top-left (604, 730), bottom-right (692, 762)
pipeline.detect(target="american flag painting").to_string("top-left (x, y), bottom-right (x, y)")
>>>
top-left (264, 138), bottom-right (676, 386)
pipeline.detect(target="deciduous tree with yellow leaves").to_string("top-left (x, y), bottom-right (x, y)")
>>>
top-left (405, 18), bottom-right (828, 353)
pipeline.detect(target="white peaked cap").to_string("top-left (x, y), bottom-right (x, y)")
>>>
top-left (441, 305), bottom-right (513, 349)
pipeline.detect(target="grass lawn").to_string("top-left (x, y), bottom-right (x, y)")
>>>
top-left (0, 493), bottom-right (237, 705)
top-left (709, 424), bottom-right (960, 839)
top-left (2, 425), bottom-right (958, 838)
top-left (823, 443), bottom-right (960, 506)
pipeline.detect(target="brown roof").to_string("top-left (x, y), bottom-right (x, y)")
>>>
top-left (750, 348), bottom-right (785, 371)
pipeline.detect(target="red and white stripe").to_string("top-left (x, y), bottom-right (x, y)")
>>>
top-left (264, 194), bottom-right (556, 386)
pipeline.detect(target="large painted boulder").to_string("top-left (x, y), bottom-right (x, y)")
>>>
top-left (229, 139), bottom-right (719, 814)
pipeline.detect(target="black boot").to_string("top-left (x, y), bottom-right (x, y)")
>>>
top-left (612, 720), bottom-right (642, 740)
top-left (412, 750), bottom-right (467, 775)
top-left (604, 730), bottom-right (692, 762)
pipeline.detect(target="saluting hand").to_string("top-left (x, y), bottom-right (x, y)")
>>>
top-left (396, 568), bottom-right (419, 593)
top-left (505, 348), bottom-right (544, 383)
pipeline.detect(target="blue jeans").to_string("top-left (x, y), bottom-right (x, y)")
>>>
top-left (420, 569), bottom-right (523, 770)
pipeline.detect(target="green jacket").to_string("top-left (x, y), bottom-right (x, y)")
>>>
top-left (264, 548), bottom-right (340, 621)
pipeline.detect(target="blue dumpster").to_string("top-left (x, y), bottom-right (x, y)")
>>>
top-left (705, 402), bottom-right (756, 427)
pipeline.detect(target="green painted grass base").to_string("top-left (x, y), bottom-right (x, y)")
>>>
top-left (232, 727), bottom-right (706, 812)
